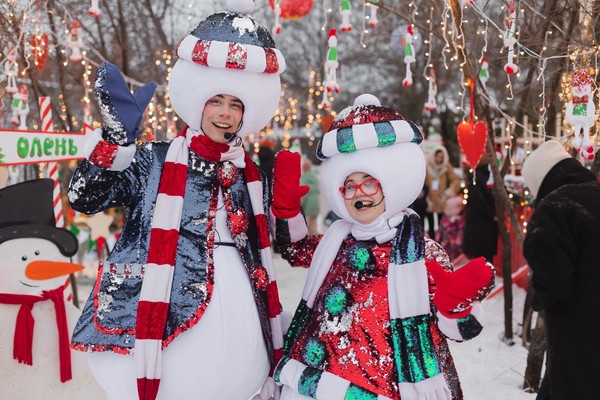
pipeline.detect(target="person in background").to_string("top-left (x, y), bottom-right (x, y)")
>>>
top-left (258, 139), bottom-right (276, 195)
top-left (437, 194), bottom-right (465, 262)
top-left (521, 140), bottom-right (600, 400)
top-left (300, 158), bottom-right (320, 235)
top-left (410, 182), bottom-right (429, 230)
top-left (462, 163), bottom-right (498, 263)
top-left (425, 146), bottom-right (460, 239)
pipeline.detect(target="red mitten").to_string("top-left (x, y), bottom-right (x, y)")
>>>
top-left (272, 151), bottom-right (309, 219)
top-left (427, 257), bottom-right (495, 318)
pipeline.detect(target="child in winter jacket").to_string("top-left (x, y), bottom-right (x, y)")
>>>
top-left (270, 94), bottom-right (494, 400)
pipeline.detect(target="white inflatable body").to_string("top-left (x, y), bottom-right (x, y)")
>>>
top-left (86, 201), bottom-right (270, 400)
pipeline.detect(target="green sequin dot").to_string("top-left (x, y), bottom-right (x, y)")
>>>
top-left (324, 285), bottom-right (348, 316)
top-left (302, 337), bottom-right (327, 367)
top-left (347, 243), bottom-right (374, 272)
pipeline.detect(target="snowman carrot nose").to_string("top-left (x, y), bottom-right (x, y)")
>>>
top-left (25, 260), bottom-right (84, 280)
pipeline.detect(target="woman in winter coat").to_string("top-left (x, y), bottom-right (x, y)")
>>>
top-left (522, 140), bottom-right (600, 400)
top-left (424, 146), bottom-right (460, 238)
top-left (270, 95), bottom-right (494, 400)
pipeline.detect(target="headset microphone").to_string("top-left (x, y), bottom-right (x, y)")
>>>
top-left (354, 196), bottom-right (385, 210)
top-left (223, 132), bottom-right (236, 141)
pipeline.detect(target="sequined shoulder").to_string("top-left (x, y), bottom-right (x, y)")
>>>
top-left (424, 237), bottom-right (453, 272)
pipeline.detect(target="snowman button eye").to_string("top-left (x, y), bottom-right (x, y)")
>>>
top-left (35, 250), bottom-right (40, 256)
top-left (21, 255), bottom-right (27, 261)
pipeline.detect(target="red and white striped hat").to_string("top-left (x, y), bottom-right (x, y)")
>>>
top-left (169, 0), bottom-right (286, 138)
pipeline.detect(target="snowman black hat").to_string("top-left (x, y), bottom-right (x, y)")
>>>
top-left (0, 179), bottom-right (78, 257)
top-left (168, 0), bottom-right (286, 138)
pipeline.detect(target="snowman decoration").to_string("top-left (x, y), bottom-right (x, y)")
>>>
top-left (0, 179), bottom-right (104, 399)
top-left (567, 68), bottom-right (596, 160)
top-left (479, 56), bottom-right (489, 90)
top-left (3, 47), bottom-right (18, 94)
top-left (402, 25), bottom-right (416, 87)
top-left (67, 20), bottom-right (83, 63)
top-left (503, 1), bottom-right (519, 75)
top-left (11, 84), bottom-right (29, 130)
top-left (88, 0), bottom-right (101, 17)
top-left (324, 29), bottom-right (340, 95)
top-left (424, 68), bottom-right (437, 112)
top-left (340, 0), bottom-right (352, 32)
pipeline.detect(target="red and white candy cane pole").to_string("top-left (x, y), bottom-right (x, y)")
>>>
top-left (39, 97), bottom-right (75, 302)
top-left (39, 97), bottom-right (65, 228)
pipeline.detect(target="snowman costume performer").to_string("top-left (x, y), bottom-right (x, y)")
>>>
top-left (270, 95), bottom-right (494, 400)
top-left (68, 1), bottom-right (286, 399)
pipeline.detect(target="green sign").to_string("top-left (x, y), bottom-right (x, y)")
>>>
top-left (0, 124), bottom-right (94, 166)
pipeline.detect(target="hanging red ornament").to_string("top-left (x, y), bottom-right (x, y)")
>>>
top-left (457, 120), bottom-right (488, 170)
top-left (268, 0), bottom-right (314, 20)
top-left (457, 79), bottom-right (488, 170)
top-left (31, 33), bottom-right (49, 71)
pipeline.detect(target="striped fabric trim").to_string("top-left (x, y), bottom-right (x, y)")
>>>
top-left (243, 153), bottom-right (284, 368)
top-left (436, 303), bottom-right (484, 341)
top-left (317, 119), bottom-right (422, 160)
top-left (276, 358), bottom-right (392, 400)
top-left (390, 316), bottom-right (441, 383)
top-left (387, 260), bottom-right (430, 318)
top-left (135, 135), bottom-right (188, 400)
top-left (176, 35), bottom-right (285, 74)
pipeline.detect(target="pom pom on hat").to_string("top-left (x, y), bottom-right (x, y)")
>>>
top-left (226, 0), bottom-right (254, 14)
top-left (353, 93), bottom-right (380, 107)
top-left (521, 140), bottom-right (570, 198)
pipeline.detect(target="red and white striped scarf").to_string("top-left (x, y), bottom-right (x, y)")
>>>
top-left (135, 128), bottom-right (283, 400)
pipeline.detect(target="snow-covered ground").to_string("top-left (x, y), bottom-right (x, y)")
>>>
top-left (18, 252), bottom-right (537, 400)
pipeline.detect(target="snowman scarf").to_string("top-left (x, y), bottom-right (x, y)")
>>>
top-left (278, 212), bottom-right (451, 399)
top-left (135, 127), bottom-right (283, 400)
top-left (0, 282), bottom-right (72, 382)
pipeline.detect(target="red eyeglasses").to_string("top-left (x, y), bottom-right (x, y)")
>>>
top-left (339, 178), bottom-right (381, 200)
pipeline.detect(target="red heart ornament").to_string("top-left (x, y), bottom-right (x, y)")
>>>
top-left (268, 0), bottom-right (314, 20)
top-left (457, 120), bottom-right (488, 170)
top-left (31, 33), bottom-right (49, 71)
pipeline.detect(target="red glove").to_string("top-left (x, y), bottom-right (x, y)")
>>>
top-left (427, 257), bottom-right (494, 319)
top-left (272, 151), bottom-right (310, 219)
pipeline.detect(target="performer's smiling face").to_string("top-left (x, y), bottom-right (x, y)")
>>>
top-left (201, 94), bottom-right (244, 144)
top-left (340, 171), bottom-right (385, 224)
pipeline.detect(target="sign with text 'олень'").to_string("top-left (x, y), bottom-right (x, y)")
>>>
top-left (0, 124), bottom-right (94, 166)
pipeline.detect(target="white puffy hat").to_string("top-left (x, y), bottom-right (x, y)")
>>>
top-left (318, 94), bottom-right (426, 223)
top-left (168, 0), bottom-right (286, 139)
top-left (521, 140), bottom-right (570, 197)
